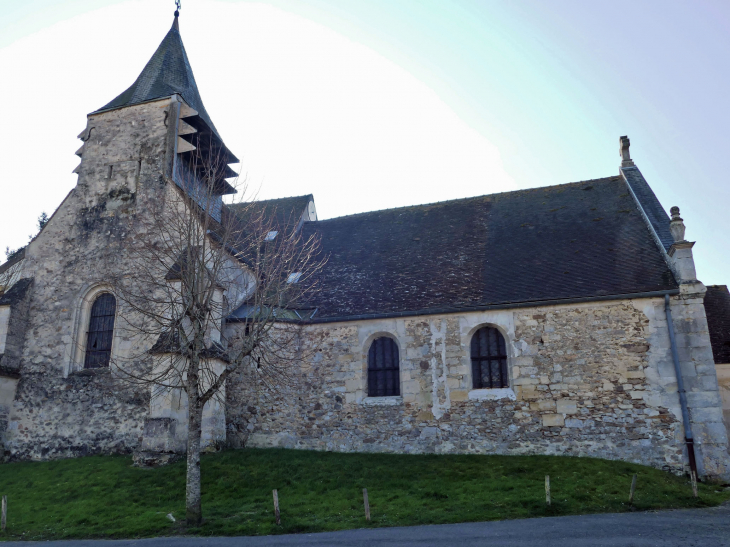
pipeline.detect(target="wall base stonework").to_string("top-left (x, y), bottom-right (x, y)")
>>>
top-left (6, 371), bottom-right (148, 461)
top-left (227, 298), bottom-right (730, 479)
top-left (0, 375), bottom-right (19, 461)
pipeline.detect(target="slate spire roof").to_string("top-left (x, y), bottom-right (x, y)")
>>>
top-left (94, 14), bottom-right (221, 139)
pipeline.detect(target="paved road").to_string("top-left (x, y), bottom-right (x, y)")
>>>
top-left (6, 505), bottom-right (730, 546)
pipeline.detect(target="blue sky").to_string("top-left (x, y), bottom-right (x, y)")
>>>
top-left (1, 0), bottom-right (728, 284)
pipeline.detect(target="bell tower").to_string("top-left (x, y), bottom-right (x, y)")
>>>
top-left (72, 11), bottom-right (238, 218)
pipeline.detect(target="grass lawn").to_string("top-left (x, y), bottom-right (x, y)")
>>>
top-left (0, 448), bottom-right (728, 541)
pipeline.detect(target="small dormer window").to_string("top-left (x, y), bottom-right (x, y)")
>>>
top-left (265, 231), bottom-right (278, 241)
top-left (287, 272), bottom-right (302, 284)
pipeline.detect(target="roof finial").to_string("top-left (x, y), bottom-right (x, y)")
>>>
top-left (619, 135), bottom-right (635, 168)
top-left (669, 206), bottom-right (687, 243)
top-left (173, 0), bottom-right (181, 30)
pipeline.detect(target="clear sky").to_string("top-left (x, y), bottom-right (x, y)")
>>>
top-left (0, 0), bottom-right (728, 284)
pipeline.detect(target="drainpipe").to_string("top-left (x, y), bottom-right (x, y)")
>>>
top-left (664, 293), bottom-right (698, 476)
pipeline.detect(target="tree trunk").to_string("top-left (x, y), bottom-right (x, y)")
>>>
top-left (186, 398), bottom-right (204, 526)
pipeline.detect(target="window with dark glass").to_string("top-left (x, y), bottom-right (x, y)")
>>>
top-left (84, 293), bottom-right (116, 369)
top-left (367, 337), bottom-right (400, 397)
top-left (470, 326), bottom-right (508, 389)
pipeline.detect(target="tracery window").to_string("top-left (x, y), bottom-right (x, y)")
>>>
top-left (367, 337), bottom-right (400, 397)
top-left (470, 326), bottom-right (508, 389)
top-left (84, 293), bottom-right (116, 369)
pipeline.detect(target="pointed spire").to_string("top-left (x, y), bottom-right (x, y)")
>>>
top-left (93, 15), bottom-right (220, 139)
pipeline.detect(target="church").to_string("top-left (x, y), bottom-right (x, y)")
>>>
top-left (1, 13), bottom-right (729, 480)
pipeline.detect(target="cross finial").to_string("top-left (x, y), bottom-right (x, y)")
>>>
top-left (172, 0), bottom-right (181, 30)
top-left (620, 136), bottom-right (635, 167)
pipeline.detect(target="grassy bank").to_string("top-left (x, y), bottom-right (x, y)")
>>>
top-left (0, 449), bottom-right (728, 541)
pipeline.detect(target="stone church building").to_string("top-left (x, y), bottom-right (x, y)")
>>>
top-left (1, 15), bottom-right (729, 480)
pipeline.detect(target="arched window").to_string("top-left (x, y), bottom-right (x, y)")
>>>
top-left (470, 326), bottom-right (508, 389)
top-left (84, 293), bottom-right (116, 369)
top-left (367, 337), bottom-right (400, 397)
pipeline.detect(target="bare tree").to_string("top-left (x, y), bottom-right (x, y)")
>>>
top-left (109, 145), bottom-right (324, 526)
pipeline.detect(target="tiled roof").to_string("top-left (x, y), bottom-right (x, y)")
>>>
top-left (299, 176), bottom-right (678, 320)
top-left (94, 18), bottom-right (221, 140)
top-left (704, 285), bottom-right (730, 364)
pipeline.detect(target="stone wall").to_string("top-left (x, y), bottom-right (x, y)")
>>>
top-left (0, 375), bottom-right (19, 460)
top-left (2, 99), bottom-right (176, 460)
top-left (2, 95), bottom-right (243, 462)
top-left (717, 364), bottom-right (730, 443)
top-left (0, 307), bottom-right (10, 355)
top-left (663, 282), bottom-right (730, 478)
top-left (0, 279), bottom-right (33, 372)
top-left (226, 296), bottom-right (730, 479)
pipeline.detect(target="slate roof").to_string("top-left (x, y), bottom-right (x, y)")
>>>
top-left (0, 365), bottom-right (20, 379)
top-left (622, 167), bottom-right (674, 251)
top-left (94, 17), bottom-right (221, 140)
top-left (164, 246), bottom-right (216, 282)
top-left (227, 195), bottom-right (312, 234)
top-left (0, 247), bottom-right (26, 276)
top-left (298, 176), bottom-right (678, 320)
top-left (149, 330), bottom-right (230, 362)
top-left (0, 277), bottom-right (32, 306)
top-left (227, 304), bottom-right (317, 323)
top-left (704, 285), bottom-right (730, 364)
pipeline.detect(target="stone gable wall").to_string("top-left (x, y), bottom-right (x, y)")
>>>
top-left (227, 296), bottom-right (730, 478)
top-left (3, 100), bottom-right (177, 460)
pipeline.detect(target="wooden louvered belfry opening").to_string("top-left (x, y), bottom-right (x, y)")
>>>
top-left (470, 326), bottom-right (509, 389)
top-left (84, 293), bottom-right (116, 369)
top-left (367, 337), bottom-right (400, 397)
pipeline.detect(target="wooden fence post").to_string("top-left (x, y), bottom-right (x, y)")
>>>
top-left (273, 489), bottom-right (281, 525)
top-left (545, 475), bottom-right (551, 506)
top-left (1, 495), bottom-right (6, 531)
top-left (629, 474), bottom-right (637, 503)
top-left (363, 488), bottom-right (371, 521)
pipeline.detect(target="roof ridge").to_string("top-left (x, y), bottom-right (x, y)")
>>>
top-left (227, 194), bottom-right (313, 209)
top-left (313, 176), bottom-right (619, 224)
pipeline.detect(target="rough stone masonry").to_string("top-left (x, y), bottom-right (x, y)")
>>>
top-left (226, 292), bottom-right (728, 478)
